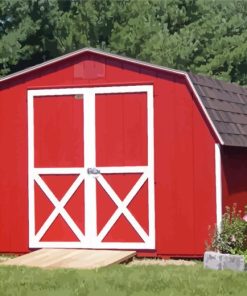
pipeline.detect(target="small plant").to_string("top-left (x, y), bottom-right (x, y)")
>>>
top-left (208, 204), bottom-right (247, 258)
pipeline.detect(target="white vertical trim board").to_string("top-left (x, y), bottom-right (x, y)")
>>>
top-left (27, 91), bottom-right (35, 247)
top-left (83, 91), bottom-right (97, 244)
top-left (27, 85), bottom-right (155, 250)
top-left (215, 144), bottom-right (222, 230)
top-left (147, 85), bottom-right (155, 247)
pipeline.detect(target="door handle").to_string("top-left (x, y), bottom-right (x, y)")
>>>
top-left (87, 167), bottom-right (100, 175)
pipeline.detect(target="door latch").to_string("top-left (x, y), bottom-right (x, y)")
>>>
top-left (87, 167), bottom-right (100, 175)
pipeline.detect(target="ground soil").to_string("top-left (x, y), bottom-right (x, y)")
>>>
top-left (127, 258), bottom-right (197, 266)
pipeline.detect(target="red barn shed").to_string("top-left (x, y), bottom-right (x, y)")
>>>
top-left (1, 48), bottom-right (247, 257)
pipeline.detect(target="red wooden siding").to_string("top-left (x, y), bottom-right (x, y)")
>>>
top-left (0, 52), bottom-right (216, 255)
top-left (222, 146), bottom-right (247, 214)
top-left (95, 93), bottom-right (147, 167)
top-left (34, 95), bottom-right (84, 167)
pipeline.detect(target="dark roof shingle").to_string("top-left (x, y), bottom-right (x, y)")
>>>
top-left (189, 73), bottom-right (247, 147)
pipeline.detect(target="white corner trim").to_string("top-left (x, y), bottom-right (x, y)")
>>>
top-left (215, 144), bottom-right (222, 230)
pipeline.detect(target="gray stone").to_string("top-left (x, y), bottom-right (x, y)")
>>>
top-left (204, 251), bottom-right (222, 270)
top-left (204, 251), bottom-right (245, 272)
top-left (221, 253), bottom-right (245, 271)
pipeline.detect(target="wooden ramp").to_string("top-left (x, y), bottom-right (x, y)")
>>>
top-left (0, 249), bottom-right (136, 269)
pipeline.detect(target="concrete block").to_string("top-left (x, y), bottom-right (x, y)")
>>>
top-left (204, 251), bottom-right (222, 270)
top-left (204, 251), bottom-right (245, 272)
top-left (221, 253), bottom-right (245, 271)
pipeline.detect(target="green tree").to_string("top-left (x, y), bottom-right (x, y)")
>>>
top-left (0, 0), bottom-right (247, 85)
top-left (0, 0), bottom-right (65, 75)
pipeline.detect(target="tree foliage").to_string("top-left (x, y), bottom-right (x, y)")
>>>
top-left (0, 0), bottom-right (247, 85)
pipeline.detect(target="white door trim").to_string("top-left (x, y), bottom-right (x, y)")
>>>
top-left (28, 85), bottom-right (155, 249)
top-left (96, 173), bottom-right (149, 243)
top-left (33, 173), bottom-right (85, 243)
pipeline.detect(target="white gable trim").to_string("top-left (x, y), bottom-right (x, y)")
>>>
top-left (1, 47), bottom-right (224, 145)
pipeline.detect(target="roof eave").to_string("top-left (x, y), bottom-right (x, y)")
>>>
top-left (0, 47), bottom-right (187, 83)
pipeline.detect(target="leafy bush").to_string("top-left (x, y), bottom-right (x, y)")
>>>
top-left (209, 204), bottom-right (247, 257)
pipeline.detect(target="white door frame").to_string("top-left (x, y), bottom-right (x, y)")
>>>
top-left (28, 85), bottom-right (155, 249)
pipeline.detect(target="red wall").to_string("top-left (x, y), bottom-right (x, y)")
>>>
top-left (0, 52), bottom-right (217, 255)
top-left (222, 146), bottom-right (247, 215)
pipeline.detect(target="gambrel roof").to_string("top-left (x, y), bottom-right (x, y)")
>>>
top-left (189, 73), bottom-right (247, 147)
top-left (1, 47), bottom-right (247, 147)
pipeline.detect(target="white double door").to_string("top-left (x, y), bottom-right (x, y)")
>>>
top-left (28, 85), bottom-right (155, 249)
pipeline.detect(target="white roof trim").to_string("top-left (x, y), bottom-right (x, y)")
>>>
top-left (0, 47), bottom-right (224, 144)
top-left (0, 47), bottom-right (187, 83)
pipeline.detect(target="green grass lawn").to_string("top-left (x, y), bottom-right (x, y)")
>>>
top-left (1, 263), bottom-right (247, 296)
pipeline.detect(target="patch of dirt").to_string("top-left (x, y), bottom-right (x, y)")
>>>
top-left (0, 257), bottom-right (9, 263)
top-left (127, 258), bottom-right (197, 267)
top-left (0, 255), bottom-right (15, 263)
